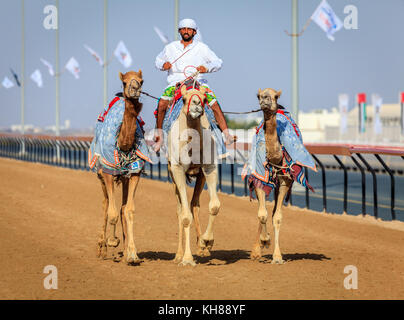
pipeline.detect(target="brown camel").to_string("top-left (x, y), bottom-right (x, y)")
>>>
top-left (250, 88), bottom-right (293, 264)
top-left (96, 70), bottom-right (145, 265)
top-left (167, 84), bottom-right (221, 266)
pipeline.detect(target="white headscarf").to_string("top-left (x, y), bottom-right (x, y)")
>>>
top-left (178, 18), bottom-right (203, 42)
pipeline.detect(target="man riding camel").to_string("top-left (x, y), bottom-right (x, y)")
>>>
top-left (154, 18), bottom-right (236, 152)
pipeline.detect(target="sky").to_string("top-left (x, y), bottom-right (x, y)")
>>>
top-left (0, 0), bottom-right (403, 130)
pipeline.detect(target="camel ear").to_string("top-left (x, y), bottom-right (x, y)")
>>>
top-left (199, 86), bottom-right (206, 96)
top-left (181, 85), bottom-right (187, 97)
top-left (277, 90), bottom-right (282, 98)
top-left (137, 69), bottom-right (143, 78)
top-left (119, 72), bottom-right (124, 81)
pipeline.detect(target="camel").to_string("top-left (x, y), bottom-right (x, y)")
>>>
top-left (166, 84), bottom-right (221, 266)
top-left (95, 70), bottom-right (145, 265)
top-left (250, 88), bottom-right (293, 264)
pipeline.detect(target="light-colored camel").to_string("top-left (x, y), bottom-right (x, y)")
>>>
top-left (96, 70), bottom-right (144, 265)
top-left (250, 88), bottom-right (293, 264)
top-left (167, 84), bottom-right (221, 266)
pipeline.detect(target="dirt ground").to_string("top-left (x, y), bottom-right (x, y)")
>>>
top-left (0, 157), bottom-right (403, 300)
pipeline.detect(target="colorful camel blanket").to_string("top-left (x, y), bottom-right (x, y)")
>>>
top-left (242, 108), bottom-right (316, 198)
top-left (161, 81), bottom-right (227, 159)
top-left (88, 95), bottom-right (151, 176)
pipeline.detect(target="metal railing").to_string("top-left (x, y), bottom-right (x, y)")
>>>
top-left (1, 134), bottom-right (403, 221)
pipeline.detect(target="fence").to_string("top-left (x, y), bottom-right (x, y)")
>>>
top-left (1, 134), bottom-right (403, 221)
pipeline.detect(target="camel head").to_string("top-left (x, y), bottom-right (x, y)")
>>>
top-left (257, 88), bottom-right (282, 114)
top-left (181, 85), bottom-right (207, 120)
top-left (119, 70), bottom-right (143, 99)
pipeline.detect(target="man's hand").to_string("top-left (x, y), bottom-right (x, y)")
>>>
top-left (223, 129), bottom-right (237, 146)
top-left (196, 65), bottom-right (208, 73)
top-left (163, 62), bottom-right (172, 71)
top-left (153, 132), bottom-right (163, 153)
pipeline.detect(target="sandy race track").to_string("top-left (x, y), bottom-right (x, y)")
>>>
top-left (0, 157), bottom-right (403, 300)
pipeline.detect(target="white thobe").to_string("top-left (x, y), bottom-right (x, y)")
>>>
top-left (155, 40), bottom-right (222, 87)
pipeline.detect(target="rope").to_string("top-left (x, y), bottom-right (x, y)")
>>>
top-left (284, 17), bottom-right (313, 37)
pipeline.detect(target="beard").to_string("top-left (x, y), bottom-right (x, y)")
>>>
top-left (180, 32), bottom-right (195, 42)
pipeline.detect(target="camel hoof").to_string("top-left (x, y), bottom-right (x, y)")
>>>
top-left (96, 241), bottom-right (108, 259)
top-left (271, 257), bottom-right (285, 265)
top-left (113, 251), bottom-right (124, 263)
top-left (173, 254), bottom-right (183, 264)
top-left (107, 237), bottom-right (120, 248)
top-left (202, 248), bottom-right (211, 257)
top-left (179, 259), bottom-right (196, 267)
top-left (126, 253), bottom-right (141, 265)
top-left (196, 247), bottom-right (205, 257)
top-left (250, 244), bottom-right (262, 260)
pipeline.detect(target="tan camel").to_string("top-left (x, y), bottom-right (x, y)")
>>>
top-left (250, 88), bottom-right (293, 264)
top-left (167, 84), bottom-right (221, 266)
top-left (96, 70), bottom-right (144, 265)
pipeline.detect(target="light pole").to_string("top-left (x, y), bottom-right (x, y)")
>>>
top-left (174, 0), bottom-right (179, 40)
top-left (292, 0), bottom-right (299, 125)
top-left (21, 0), bottom-right (25, 142)
top-left (103, 0), bottom-right (108, 108)
top-left (20, 0), bottom-right (26, 155)
top-left (55, 0), bottom-right (60, 137)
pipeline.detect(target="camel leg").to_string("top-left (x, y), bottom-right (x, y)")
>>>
top-left (271, 179), bottom-right (292, 265)
top-left (102, 172), bottom-right (120, 248)
top-left (250, 187), bottom-right (270, 260)
top-left (96, 171), bottom-right (109, 259)
top-left (170, 164), bottom-right (195, 266)
top-left (112, 177), bottom-right (129, 262)
top-left (124, 173), bottom-right (141, 264)
top-left (199, 164), bottom-right (220, 256)
top-left (191, 170), bottom-right (205, 256)
top-left (169, 168), bottom-right (184, 263)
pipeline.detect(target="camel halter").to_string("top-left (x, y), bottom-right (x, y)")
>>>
top-left (186, 93), bottom-right (204, 115)
top-left (126, 78), bottom-right (142, 97)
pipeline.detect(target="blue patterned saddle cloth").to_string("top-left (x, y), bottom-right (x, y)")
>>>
top-left (242, 108), bottom-right (316, 189)
top-left (88, 96), bottom-right (151, 176)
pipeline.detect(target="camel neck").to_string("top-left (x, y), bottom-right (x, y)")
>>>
top-left (117, 97), bottom-right (142, 152)
top-left (263, 111), bottom-right (283, 165)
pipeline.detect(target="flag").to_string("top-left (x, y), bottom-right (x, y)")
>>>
top-left (153, 26), bottom-right (169, 44)
top-left (311, 0), bottom-right (343, 41)
top-left (371, 94), bottom-right (382, 135)
top-left (2, 76), bottom-right (14, 89)
top-left (357, 93), bottom-right (367, 133)
top-left (338, 94), bottom-right (348, 135)
top-left (84, 44), bottom-right (104, 66)
top-left (30, 69), bottom-right (43, 88)
top-left (114, 41), bottom-right (132, 68)
top-left (10, 68), bottom-right (21, 87)
top-left (65, 57), bottom-right (80, 79)
top-left (40, 58), bottom-right (55, 76)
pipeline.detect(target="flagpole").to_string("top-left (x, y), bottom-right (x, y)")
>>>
top-left (292, 0), bottom-right (299, 125)
top-left (21, 0), bottom-right (25, 140)
top-left (103, 0), bottom-right (108, 108)
top-left (55, 0), bottom-right (60, 137)
top-left (174, 0), bottom-right (179, 41)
